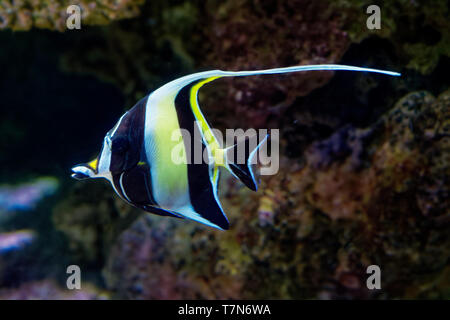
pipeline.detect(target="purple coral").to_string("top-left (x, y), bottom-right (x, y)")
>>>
top-left (0, 230), bottom-right (35, 254)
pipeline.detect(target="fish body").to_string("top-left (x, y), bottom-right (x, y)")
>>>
top-left (71, 64), bottom-right (400, 230)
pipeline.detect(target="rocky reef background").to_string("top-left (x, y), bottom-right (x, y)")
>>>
top-left (0, 0), bottom-right (449, 299)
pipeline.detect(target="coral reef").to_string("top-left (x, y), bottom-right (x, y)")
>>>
top-left (201, 0), bottom-right (352, 128)
top-left (0, 0), bottom-right (145, 31)
top-left (53, 181), bottom-right (141, 264)
top-left (100, 90), bottom-right (449, 299)
top-left (200, 0), bottom-right (449, 128)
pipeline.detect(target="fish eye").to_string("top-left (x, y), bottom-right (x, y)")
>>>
top-left (111, 136), bottom-right (129, 154)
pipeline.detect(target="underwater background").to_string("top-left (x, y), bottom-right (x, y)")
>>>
top-left (0, 0), bottom-right (449, 299)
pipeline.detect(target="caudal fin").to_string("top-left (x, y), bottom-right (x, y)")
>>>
top-left (225, 134), bottom-right (269, 191)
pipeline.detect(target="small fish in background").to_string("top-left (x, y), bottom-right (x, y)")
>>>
top-left (0, 177), bottom-right (59, 213)
top-left (71, 65), bottom-right (400, 230)
top-left (0, 230), bottom-right (35, 254)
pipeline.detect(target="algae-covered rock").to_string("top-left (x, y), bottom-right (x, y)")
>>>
top-left (0, 0), bottom-right (145, 31)
top-left (199, 0), bottom-right (449, 130)
top-left (53, 181), bottom-right (141, 265)
top-left (200, 0), bottom-right (353, 128)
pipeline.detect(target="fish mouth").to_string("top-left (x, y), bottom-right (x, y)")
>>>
top-left (71, 165), bottom-right (95, 180)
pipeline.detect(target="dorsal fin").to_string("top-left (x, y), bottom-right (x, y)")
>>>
top-left (166, 65), bottom-right (400, 137)
top-left (165, 64), bottom-right (401, 94)
top-left (169, 65), bottom-right (400, 141)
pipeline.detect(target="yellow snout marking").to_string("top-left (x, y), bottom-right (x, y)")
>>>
top-left (88, 158), bottom-right (98, 171)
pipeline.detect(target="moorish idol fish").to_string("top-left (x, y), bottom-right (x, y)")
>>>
top-left (71, 65), bottom-right (400, 230)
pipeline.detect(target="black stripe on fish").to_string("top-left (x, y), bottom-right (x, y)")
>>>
top-left (120, 163), bottom-right (157, 205)
top-left (109, 96), bottom-right (159, 208)
top-left (174, 81), bottom-right (229, 230)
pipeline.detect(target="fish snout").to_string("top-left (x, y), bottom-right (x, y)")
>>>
top-left (71, 165), bottom-right (95, 180)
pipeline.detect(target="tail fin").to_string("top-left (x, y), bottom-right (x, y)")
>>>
top-left (225, 134), bottom-right (269, 191)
